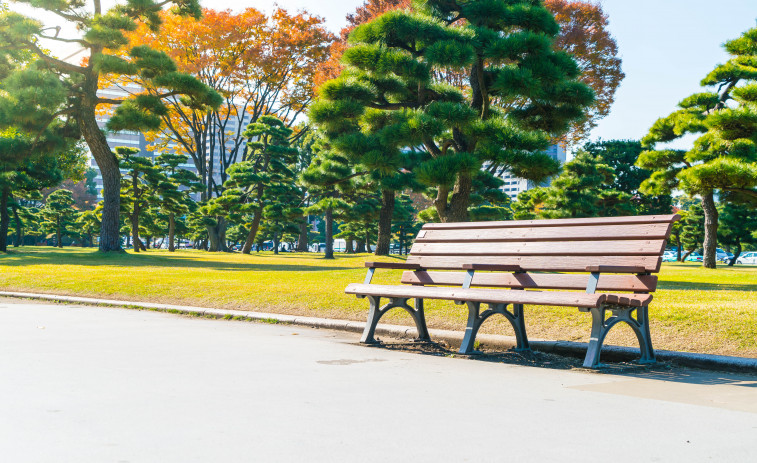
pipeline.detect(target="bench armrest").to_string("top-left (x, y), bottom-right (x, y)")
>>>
top-left (462, 263), bottom-right (523, 272)
top-left (585, 265), bottom-right (648, 273)
top-left (365, 262), bottom-right (423, 270)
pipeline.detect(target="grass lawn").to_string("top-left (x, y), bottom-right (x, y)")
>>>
top-left (1, 246), bottom-right (756, 358)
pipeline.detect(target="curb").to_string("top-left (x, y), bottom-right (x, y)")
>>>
top-left (2, 290), bottom-right (756, 374)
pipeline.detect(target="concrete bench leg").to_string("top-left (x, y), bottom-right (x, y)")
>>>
top-left (459, 302), bottom-right (530, 355)
top-left (360, 296), bottom-right (431, 344)
top-left (583, 305), bottom-right (656, 369)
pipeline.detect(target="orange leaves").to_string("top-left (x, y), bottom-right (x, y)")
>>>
top-left (544, 0), bottom-right (625, 144)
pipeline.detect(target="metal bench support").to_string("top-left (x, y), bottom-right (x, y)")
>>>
top-left (459, 302), bottom-right (530, 355)
top-left (582, 305), bottom-right (655, 368)
top-left (360, 296), bottom-right (431, 344)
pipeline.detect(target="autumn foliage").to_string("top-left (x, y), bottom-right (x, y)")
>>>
top-left (316, 0), bottom-right (624, 144)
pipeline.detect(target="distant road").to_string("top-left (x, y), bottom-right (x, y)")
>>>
top-left (1, 299), bottom-right (755, 462)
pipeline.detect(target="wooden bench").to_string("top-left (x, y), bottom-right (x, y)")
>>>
top-left (345, 214), bottom-right (680, 368)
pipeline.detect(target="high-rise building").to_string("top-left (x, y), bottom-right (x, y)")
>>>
top-left (495, 143), bottom-right (567, 200)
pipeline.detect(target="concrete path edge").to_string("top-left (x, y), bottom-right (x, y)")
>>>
top-left (2, 290), bottom-right (756, 373)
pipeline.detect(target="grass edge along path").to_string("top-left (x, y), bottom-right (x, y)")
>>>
top-left (1, 246), bottom-right (756, 358)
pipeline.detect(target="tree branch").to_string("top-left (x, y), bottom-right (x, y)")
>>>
top-left (23, 40), bottom-right (86, 75)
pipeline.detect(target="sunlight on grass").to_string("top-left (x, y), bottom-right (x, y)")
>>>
top-left (1, 247), bottom-right (755, 357)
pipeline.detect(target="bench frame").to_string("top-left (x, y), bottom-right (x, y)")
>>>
top-left (358, 263), bottom-right (656, 368)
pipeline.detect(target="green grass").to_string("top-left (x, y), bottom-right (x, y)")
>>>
top-left (1, 246), bottom-right (756, 357)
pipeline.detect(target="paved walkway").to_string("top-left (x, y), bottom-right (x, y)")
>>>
top-left (1, 300), bottom-right (756, 462)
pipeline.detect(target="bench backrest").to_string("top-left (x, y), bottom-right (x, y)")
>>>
top-left (401, 214), bottom-right (680, 294)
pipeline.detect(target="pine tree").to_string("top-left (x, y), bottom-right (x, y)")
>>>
top-left (524, 151), bottom-right (634, 219)
top-left (0, 1), bottom-right (221, 251)
top-left (311, 0), bottom-right (593, 226)
top-left (718, 202), bottom-right (757, 265)
top-left (219, 116), bottom-right (300, 254)
top-left (40, 189), bottom-right (77, 247)
top-left (639, 26), bottom-right (757, 268)
top-left (155, 152), bottom-right (200, 251)
top-left (680, 203), bottom-right (705, 262)
top-left (582, 140), bottom-right (672, 214)
top-left (117, 147), bottom-right (167, 252)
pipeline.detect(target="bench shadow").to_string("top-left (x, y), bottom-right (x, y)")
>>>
top-left (366, 340), bottom-right (757, 387)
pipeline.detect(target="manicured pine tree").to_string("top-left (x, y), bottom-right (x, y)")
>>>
top-left (220, 116), bottom-right (300, 254)
top-left (529, 151), bottom-right (635, 218)
top-left (117, 147), bottom-right (167, 252)
top-left (155, 152), bottom-right (200, 252)
top-left (311, 0), bottom-right (593, 226)
top-left (40, 189), bottom-right (77, 247)
top-left (680, 203), bottom-right (705, 262)
top-left (0, 0), bottom-right (221, 252)
top-left (717, 202), bottom-right (757, 265)
top-left (639, 26), bottom-right (757, 268)
top-left (582, 140), bottom-right (672, 214)
top-left (75, 209), bottom-right (101, 248)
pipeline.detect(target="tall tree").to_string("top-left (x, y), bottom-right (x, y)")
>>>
top-left (311, 0), bottom-right (593, 225)
top-left (521, 150), bottom-right (635, 219)
top-left (115, 8), bottom-right (333, 247)
top-left (40, 189), bottom-right (77, 247)
top-left (582, 139), bottom-right (672, 214)
top-left (315, 0), bottom-right (621, 145)
top-left (0, 0), bottom-right (221, 251)
top-left (639, 26), bottom-right (757, 268)
top-left (155, 152), bottom-right (199, 252)
top-left (117, 147), bottom-right (167, 252)
top-left (718, 201), bottom-right (757, 265)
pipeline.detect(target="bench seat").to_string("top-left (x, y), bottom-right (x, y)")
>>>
top-left (345, 283), bottom-right (652, 308)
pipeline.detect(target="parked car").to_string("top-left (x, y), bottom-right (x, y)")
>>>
top-left (662, 251), bottom-right (677, 262)
top-left (736, 251), bottom-right (757, 265)
top-left (716, 248), bottom-right (732, 263)
top-left (685, 252), bottom-right (703, 262)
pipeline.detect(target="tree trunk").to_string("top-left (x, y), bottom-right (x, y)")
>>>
top-left (144, 236), bottom-right (152, 249)
top-left (207, 218), bottom-right (228, 252)
top-left (242, 209), bottom-right (262, 254)
top-left (77, 85), bottom-right (121, 252)
top-left (168, 213), bottom-right (176, 252)
top-left (346, 238), bottom-right (354, 254)
top-left (729, 242), bottom-right (741, 267)
top-left (355, 240), bottom-right (365, 253)
top-left (273, 232), bottom-right (280, 255)
top-left (445, 172), bottom-right (472, 222)
top-left (324, 208), bottom-right (334, 259)
top-left (131, 210), bottom-right (141, 253)
top-left (11, 202), bottom-right (21, 247)
top-left (681, 249), bottom-right (694, 262)
top-left (701, 192), bottom-right (718, 269)
top-left (0, 186), bottom-right (9, 252)
top-left (56, 216), bottom-right (62, 248)
top-left (296, 221), bottom-right (309, 252)
top-left (375, 189), bottom-right (395, 256)
top-left (365, 228), bottom-right (371, 252)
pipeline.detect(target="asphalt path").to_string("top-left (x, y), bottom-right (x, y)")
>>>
top-left (1, 299), bottom-right (756, 462)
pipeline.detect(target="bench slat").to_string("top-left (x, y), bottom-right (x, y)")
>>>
top-left (345, 284), bottom-right (653, 307)
top-left (409, 239), bottom-right (666, 256)
top-left (405, 255), bottom-right (662, 273)
top-left (415, 223), bottom-right (672, 242)
top-left (422, 214), bottom-right (680, 230)
top-left (400, 271), bottom-right (659, 292)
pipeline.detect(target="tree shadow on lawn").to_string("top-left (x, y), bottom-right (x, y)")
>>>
top-left (657, 280), bottom-right (757, 292)
top-left (0, 251), bottom-right (355, 272)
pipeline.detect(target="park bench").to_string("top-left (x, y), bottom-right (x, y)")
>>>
top-left (345, 214), bottom-right (680, 368)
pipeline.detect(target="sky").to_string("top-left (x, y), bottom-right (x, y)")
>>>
top-left (14, 0), bottom-right (757, 147)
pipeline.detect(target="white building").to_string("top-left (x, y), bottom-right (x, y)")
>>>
top-left (496, 143), bottom-right (567, 200)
